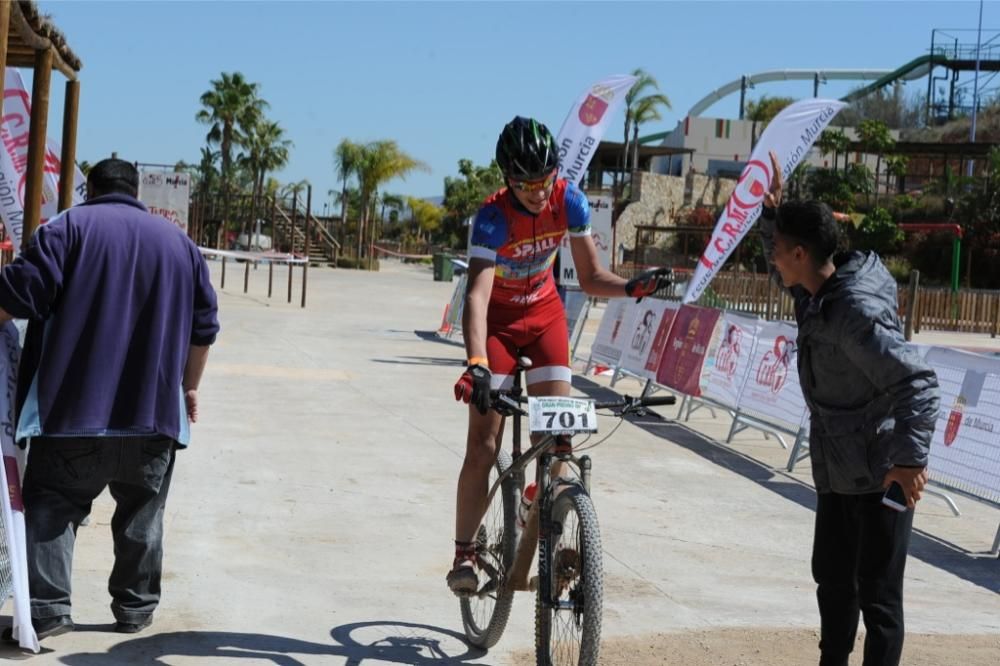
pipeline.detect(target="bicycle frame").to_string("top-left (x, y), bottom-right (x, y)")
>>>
top-left (481, 366), bottom-right (594, 600)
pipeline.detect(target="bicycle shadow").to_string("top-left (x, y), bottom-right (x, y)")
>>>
top-left (49, 621), bottom-right (489, 665)
top-left (572, 376), bottom-right (1000, 595)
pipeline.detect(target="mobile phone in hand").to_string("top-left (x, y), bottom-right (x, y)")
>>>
top-left (882, 481), bottom-right (908, 512)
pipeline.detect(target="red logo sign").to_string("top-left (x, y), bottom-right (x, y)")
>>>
top-left (579, 94), bottom-right (608, 126)
top-left (943, 396), bottom-right (966, 446)
top-left (755, 335), bottom-right (794, 393)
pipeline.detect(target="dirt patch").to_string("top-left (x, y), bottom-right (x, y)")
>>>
top-left (509, 627), bottom-right (1000, 665)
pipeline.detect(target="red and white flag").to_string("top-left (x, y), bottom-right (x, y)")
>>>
top-left (0, 67), bottom-right (86, 254)
top-left (683, 98), bottom-right (846, 304)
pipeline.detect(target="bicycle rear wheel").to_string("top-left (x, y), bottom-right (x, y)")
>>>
top-left (459, 449), bottom-right (519, 648)
top-left (534, 483), bottom-right (603, 666)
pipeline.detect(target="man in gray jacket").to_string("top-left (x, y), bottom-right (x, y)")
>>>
top-left (759, 153), bottom-right (939, 666)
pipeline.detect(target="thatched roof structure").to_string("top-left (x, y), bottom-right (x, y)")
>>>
top-left (6, 0), bottom-right (82, 78)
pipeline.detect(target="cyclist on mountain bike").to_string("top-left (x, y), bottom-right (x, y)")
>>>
top-left (448, 116), bottom-right (670, 595)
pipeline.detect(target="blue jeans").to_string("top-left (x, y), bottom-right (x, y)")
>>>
top-left (22, 436), bottom-right (176, 623)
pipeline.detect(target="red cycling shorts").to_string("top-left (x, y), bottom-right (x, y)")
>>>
top-left (486, 294), bottom-right (571, 390)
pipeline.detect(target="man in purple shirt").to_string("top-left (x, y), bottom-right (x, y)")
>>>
top-left (0, 158), bottom-right (219, 643)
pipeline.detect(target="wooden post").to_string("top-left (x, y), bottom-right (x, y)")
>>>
top-left (268, 261), bottom-right (274, 298)
top-left (904, 270), bottom-right (920, 342)
top-left (243, 259), bottom-right (250, 293)
top-left (0, 2), bottom-right (11, 122)
top-left (992, 292), bottom-right (1000, 339)
top-left (22, 48), bottom-right (54, 245)
top-left (287, 261), bottom-right (293, 303)
top-left (302, 185), bottom-right (311, 308)
top-left (221, 257), bottom-right (227, 289)
top-left (58, 80), bottom-right (80, 211)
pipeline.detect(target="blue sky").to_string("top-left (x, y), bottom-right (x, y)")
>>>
top-left (30, 0), bottom-right (999, 207)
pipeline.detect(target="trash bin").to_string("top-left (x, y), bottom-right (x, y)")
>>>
top-left (433, 253), bottom-right (454, 282)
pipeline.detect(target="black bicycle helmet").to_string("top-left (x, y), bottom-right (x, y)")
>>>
top-left (495, 116), bottom-right (559, 180)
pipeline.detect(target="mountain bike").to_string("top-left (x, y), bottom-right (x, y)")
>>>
top-left (458, 359), bottom-right (675, 665)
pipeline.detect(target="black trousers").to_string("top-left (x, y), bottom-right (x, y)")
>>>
top-left (812, 491), bottom-right (914, 666)
top-left (21, 436), bottom-right (176, 623)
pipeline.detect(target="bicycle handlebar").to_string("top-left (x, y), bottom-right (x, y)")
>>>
top-left (489, 391), bottom-right (676, 417)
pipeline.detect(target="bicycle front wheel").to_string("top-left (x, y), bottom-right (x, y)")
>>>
top-left (534, 483), bottom-right (603, 666)
top-left (459, 449), bottom-right (519, 648)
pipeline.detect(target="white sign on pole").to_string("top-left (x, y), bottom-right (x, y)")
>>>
top-left (618, 299), bottom-right (678, 380)
top-left (589, 298), bottom-right (635, 366)
top-left (736, 320), bottom-right (808, 430)
top-left (558, 194), bottom-right (612, 287)
top-left (555, 74), bottom-right (637, 186)
top-left (683, 99), bottom-right (847, 303)
top-left (138, 170), bottom-right (191, 231)
top-left (924, 347), bottom-right (1000, 504)
top-left (703, 312), bottom-right (762, 409)
top-left (0, 323), bottom-right (38, 651)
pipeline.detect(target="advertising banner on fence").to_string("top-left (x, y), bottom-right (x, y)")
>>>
top-left (619, 299), bottom-right (678, 380)
top-left (138, 170), bottom-right (191, 231)
top-left (683, 98), bottom-right (847, 304)
top-left (738, 320), bottom-right (808, 430)
top-left (924, 347), bottom-right (1000, 505)
top-left (555, 74), bottom-right (636, 187)
top-left (590, 299), bottom-right (635, 366)
top-left (558, 194), bottom-right (612, 287)
top-left (0, 323), bottom-right (38, 651)
top-left (0, 68), bottom-right (86, 255)
top-left (703, 312), bottom-right (762, 409)
top-left (655, 305), bottom-right (721, 396)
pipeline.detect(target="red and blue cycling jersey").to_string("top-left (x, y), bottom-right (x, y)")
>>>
top-left (469, 179), bottom-right (591, 308)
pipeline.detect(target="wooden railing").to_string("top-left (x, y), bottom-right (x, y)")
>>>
top-left (615, 264), bottom-right (1000, 335)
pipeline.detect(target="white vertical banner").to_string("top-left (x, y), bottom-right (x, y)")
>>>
top-left (555, 74), bottom-right (636, 186)
top-left (559, 194), bottom-right (611, 287)
top-left (589, 298), bottom-right (635, 366)
top-left (0, 68), bottom-right (86, 255)
top-left (736, 320), bottom-right (808, 431)
top-left (924, 347), bottom-right (1000, 504)
top-left (683, 98), bottom-right (847, 303)
top-left (619, 299), bottom-right (677, 380)
top-left (138, 170), bottom-right (191, 231)
top-left (703, 312), bottom-right (762, 409)
top-left (0, 323), bottom-right (38, 652)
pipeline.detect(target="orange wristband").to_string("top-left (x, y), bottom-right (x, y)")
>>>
top-left (468, 356), bottom-right (489, 368)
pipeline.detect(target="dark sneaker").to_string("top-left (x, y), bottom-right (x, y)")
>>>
top-left (2, 615), bottom-right (75, 643)
top-left (114, 616), bottom-right (153, 634)
top-left (446, 558), bottom-right (478, 597)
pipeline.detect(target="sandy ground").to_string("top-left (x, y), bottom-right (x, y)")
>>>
top-left (512, 628), bottom-right (1000, 665)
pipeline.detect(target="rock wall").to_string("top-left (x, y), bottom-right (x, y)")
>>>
top-left (615, 172), bottom-right (737, 251)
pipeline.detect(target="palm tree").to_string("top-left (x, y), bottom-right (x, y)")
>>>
top-left (334, 139), bottom-right (363, 254)
top-left (629, 93), bottom-right (671, 175)
top-left (618, 69), bottom-right (668, 200)
top-left (354, 140), bottom-right (429, 268)
top-left (196, 72), bottom-right (269, 230)
top-left (745, 96), bottom-right (794, 151)
top-left (240, 119), bottom-right (292, 220)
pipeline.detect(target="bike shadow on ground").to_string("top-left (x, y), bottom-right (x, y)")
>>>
top-left (572, 376), bottom-right (1000, 595)
top-left (27, 620), bottom-right (490, 665)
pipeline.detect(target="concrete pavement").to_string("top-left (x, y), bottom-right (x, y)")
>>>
top-left (1, 258), bottom-right (997, 665)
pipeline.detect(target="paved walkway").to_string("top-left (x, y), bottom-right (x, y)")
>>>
top-left (1, 259), bottom-right (997, 664)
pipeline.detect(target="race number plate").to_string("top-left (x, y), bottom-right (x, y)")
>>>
top-left (527, 397), bottom-right (598, 435)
